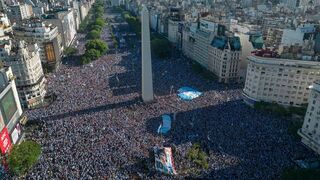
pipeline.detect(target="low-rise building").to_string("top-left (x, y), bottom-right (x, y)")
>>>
top-left (243, 51), bottom-right (320, 107)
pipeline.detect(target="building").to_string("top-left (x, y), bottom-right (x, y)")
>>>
top-left (280, 0), bottom-right (300, 10)
top-left (243, 51), bottom-right (320, 107)
top-left (45, 9), bottom-right (77, 47)
top-left (298, 81), bottom-right (320, 155)
top-left (0, 13), bottom-right (12, 33)
top-left (168, 19), bottom-right (181, 44)
top-left (265, 28), bottom-right (284, 48)
top-left (0, 66), bottom-right (23, 155)
top-left (208, 35), bottom-right (241, 83)
top-left (182, 27), bottom-right (195, 59)
top-left (1, 40), bottom-right (46, 108)
top-left (8, 3), bottom-right (33, 23)
top-left (13, 19), bottom-right (62, 68)
top-left (193, 28), bottom-right (214, 68)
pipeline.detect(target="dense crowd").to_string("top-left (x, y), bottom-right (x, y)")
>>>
top-left (21, 12), bottom-right (315, 180)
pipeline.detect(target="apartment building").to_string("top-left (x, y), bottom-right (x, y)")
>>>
top-left (182, 27), bottom-right (195, 59)
top-left (193, 28), bottom-right (214, 68)
top-left (0, 13), bottom-right (12, 33)
top-left (13, 19), bottom-right (62, 68)
top-left (45, 9), bottom-right (77, 47)
top-left (208, 35), bottom-right (242, 83)
top-left (8, 3), bottom-right (33, 23)
top-left (298, 81), bottom-right (320, 155)
top-left (243, 53), bottom-right (320, 107)
top-left (168, 19), bottom-right (181, 44)
top-left (0, 66), bottom-right (23, 155)
top-left (1, 41), bottom-right (46, 108)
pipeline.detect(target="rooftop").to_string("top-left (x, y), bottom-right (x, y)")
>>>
top-left (211, 36), bottom-right (241, 51)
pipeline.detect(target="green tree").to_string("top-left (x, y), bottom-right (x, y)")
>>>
top-left (151, 38), bottom-right (171, 58)
top-left (95, 18), bottom-right (105, 27)
top-left (8, 140), bottom-right (41, 175)
top-left (88, 30), bottom-right (101, 39)
top-left (85, 49), bottom-right (101, 60)
top-left (85, 39), bottom-right (108, 54)
top-left (80, 56), bottom-right (91, 65)
top-left (64, 47), bottom-right (78, 56)
top-left (186, 143), bottom-right (209, 169)
top-left (90, 24), bottom-right (103, 32)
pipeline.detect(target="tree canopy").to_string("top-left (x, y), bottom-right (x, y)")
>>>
top-left (95, 18), bottom-right (106, 27)
top-left (8, 140), bottom-right (41, 175)
top-left (85, 39), bottom-right (108, 54)
top-left (64, 47), bottom-right (78, 56)
top-left (85, 49), bottom-right (101, 61)
top-left (88, 30), bottom-right (101, 39)
top-left (151, 38), bottom-right (171, 59)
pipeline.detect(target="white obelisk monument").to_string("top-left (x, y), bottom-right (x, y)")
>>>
top-left (141, 5), bottom-right (154, 102)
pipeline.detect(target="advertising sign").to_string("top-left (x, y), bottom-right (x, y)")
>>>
top-left (0, 89), bottom-right (18, 125)
top-left (11, 123), bottom-right (21, 144)
top-left (44, 42), bottom-right (56, 63)
top-left (0, 128), bottom-right (12, 155)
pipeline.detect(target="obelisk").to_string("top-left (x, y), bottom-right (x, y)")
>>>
top-left (141, 5), bottom-right (154, 102)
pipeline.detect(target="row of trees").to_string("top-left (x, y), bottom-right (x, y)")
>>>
top-left (81, 0), bottom-right (109, 65)
top-left (119, 8), bottom-right (171, 59)
top-left (81, 39), bottom-right (108, 64)
top-left (121, 10), bottom-right (141, 37)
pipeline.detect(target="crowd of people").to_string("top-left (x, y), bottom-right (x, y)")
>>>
top-left (21, 11), bottom-right (315, 180)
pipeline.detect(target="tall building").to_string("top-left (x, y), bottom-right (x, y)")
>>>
top-left (45, 9), bottom-right (77, 47)
top-left (193, 28), bottom-right (214, 67)
top-left (243, 51), bottom-right (320, 107)
top-left (0, 66), bottom-right (23, 155)
top-left (182, 26), bottom-right (195, 60)
top-left (208, 35), bottom-right (241, 83)
top-left (168, 19), bottom-right (181, 44)
top-left (13, 19), bottom-right (62, 68)
top-left (298, 81), bottom-right (320, 155)
top-left (8, 3), bottom-right (33, 23)
top-left (1, 40), bottom-right (46, 108)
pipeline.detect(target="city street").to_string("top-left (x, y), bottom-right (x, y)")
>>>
top-left (23, 8), bottom-right (316, 179)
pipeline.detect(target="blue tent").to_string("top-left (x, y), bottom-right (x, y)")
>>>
top-left (158, 115), bottom-right (172, 134)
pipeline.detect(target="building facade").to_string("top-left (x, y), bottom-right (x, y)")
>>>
top-left (0, 66), bottom-right (23, 155)
top-left (13, 19), bottom-right (62, 68)
top-left (1, 41), bottom-right (46, 108)
top-left (45, 9), bottom-right (77, 48)
top-left (168, 19), bottom-right (181, 44)
top-left (193, 28), bottom-right (214, 68)
top-left (8, 3), bottom-right (33, 23)
top-left (208, 35), bottom-right (241, 83)
top-left (243, 55), bottom-right (320, 107)
top-left (298, 81), bottom-right (320, 155)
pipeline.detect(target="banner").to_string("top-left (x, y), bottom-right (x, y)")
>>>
top-left (0, 128), bottom-right (12, 155)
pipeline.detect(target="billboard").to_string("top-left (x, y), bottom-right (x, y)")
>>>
top-left (0, 127), bottom-right (12, 155)
top-left (11, 123), bottom-right (21, 144)
top-left (0, 89), bottom-right (17, 125)
top-left (44, 42), bottom-right (56, 63)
